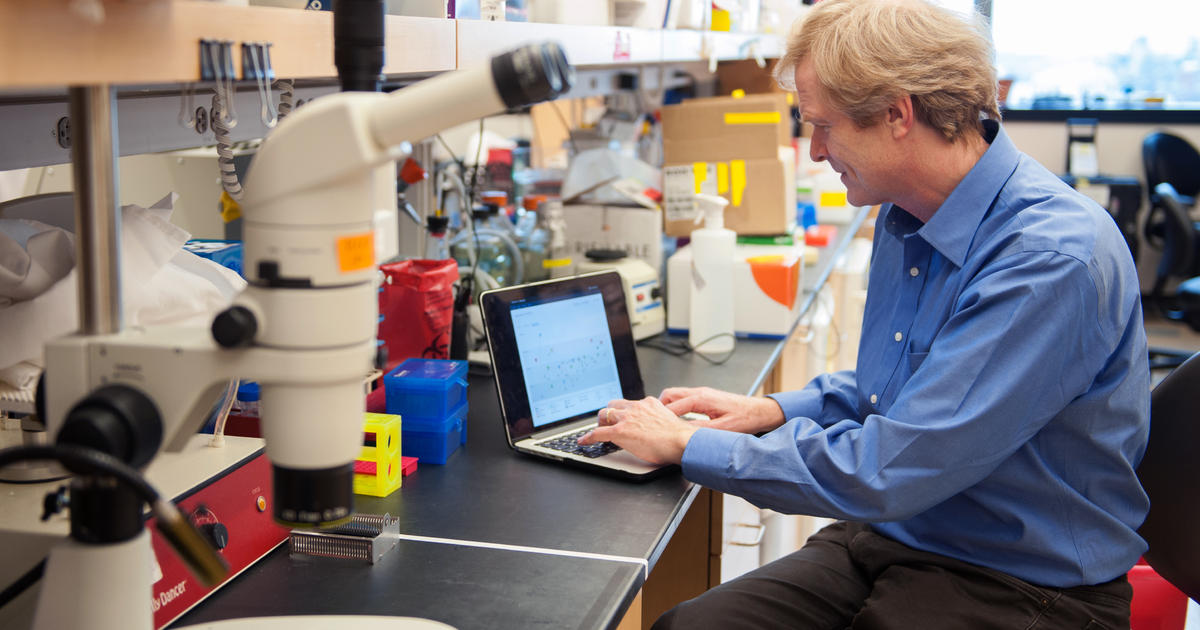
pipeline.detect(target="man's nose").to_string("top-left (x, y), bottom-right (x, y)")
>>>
top-left (809, 137), bottom-right (827, 163)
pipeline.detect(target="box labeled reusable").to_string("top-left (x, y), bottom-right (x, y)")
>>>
top-left (561, 204), bottom-right (665, 271)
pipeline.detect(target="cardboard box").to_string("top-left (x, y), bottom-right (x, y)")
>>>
top-left (660, 93), bottom-right (796, 237)
top-left (662, 148), bottom-right (796, 237)
top-left (717, 59), bottom-right (788, 97)
top-left (561, 204), bottom-right (665, 272)
top-left (666, 241), bottom-right (811, 339)
top-left (660, 93), bottom-right (791, 163)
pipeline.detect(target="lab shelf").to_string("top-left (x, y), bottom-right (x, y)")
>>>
top-left (457, 19), bottom-right (782, 68)
top-left (0, 2), bottom-right (778, 90)
top-left (0, 2), bottom-right (456, 89)
top-left (0, 2), bottom-right (781, 168)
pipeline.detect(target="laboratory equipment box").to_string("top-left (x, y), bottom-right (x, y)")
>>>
top-left (660, 92), bottom-right (796, 237)
top-left (402, 398), bottom-right (468, 464)
top-left (384, 358), bottom-right (468, 420)
top-left (667, 241), bottom-right (815, 339)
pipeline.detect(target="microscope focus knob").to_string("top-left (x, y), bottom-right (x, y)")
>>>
top-left (199, 522), bottom-right (230, 550)
top-left (57, 384), bottom-right (163, 470)
top-left (212, 305), bottom-right (258, 348)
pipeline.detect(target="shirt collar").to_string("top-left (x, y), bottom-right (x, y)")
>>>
top-left (884, 120), bottom-right (1019, 267)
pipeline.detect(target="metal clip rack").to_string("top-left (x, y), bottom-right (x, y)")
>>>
top-left (288, 513), bottom-right (400, 564)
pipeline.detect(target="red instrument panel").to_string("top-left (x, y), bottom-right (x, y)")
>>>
top-left (145, 452), bottom-right (288, 628)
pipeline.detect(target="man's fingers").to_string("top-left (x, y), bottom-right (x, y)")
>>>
top-left (659, 387), bottom-right (692, 403)
top-left (578, 426), bottom-right (613, 445)
top-left (662, 399), bottom-right (694, 415)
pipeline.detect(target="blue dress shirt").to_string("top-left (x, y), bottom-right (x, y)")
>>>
top-left (682, 120), bottom-right (1150, 587)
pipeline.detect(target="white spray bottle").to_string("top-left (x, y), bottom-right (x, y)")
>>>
top-left (689, 193), bottom-right (736, 355)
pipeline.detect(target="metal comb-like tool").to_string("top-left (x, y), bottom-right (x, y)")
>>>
top-left (288, 513), bottom-right (399, 564)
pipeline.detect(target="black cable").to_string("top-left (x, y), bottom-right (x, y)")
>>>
top-left (637, 333), bottom-right (737, 365)
top-left (550, 102), bottom-right (580, 156)
top-left (637, 336), bottom-right (692, 357)
top-left (0, 444), bottom-right (230, 589)
top-left (465, 117), bottom-right (486, 206)
top-left (686, 333), bottom-right (737, 365)
top-left (0, 445), bottom-right (161, 608)
top-left (434, 133), bottom-right (460, 169)
top-left (0, 445), bottom-right (159, 504)
top-left (466, 117), bottom-right (486, 301)
top-left (0, 558), bottom-right (44, 611)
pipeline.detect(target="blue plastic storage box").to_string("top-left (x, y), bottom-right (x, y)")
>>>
top-left (384, 358), bottom-right (468, 420)
top-left (401, 398), bottom-right (468, 464)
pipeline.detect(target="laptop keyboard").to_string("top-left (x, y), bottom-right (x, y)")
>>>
top-left (537, 428), bottom-right (621, 458)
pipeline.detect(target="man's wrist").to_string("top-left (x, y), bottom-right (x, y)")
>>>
top-left (675, 423), bottom-right (700, 463)
top-left (757, 395), bottom-right (787, 430)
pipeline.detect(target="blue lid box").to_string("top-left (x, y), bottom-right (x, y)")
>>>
top-left (402, 398), bottom-right (468, 464)
top-left (384, 358), bottom-right (468, 421)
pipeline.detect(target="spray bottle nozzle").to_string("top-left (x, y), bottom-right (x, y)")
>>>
top-left (693, 193), bottom-right (730, 230)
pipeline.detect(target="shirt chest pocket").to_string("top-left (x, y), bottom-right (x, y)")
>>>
top-left (905, 350), bottom-right (929, 374)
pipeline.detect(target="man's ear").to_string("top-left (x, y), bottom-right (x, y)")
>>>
top-left (885, 94), bottom-right (916, 139)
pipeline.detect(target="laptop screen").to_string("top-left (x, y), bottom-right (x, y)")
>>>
top-left (480, 271), bottom-right (645, 442)
top-left (512, 291), bottom-right (624, 428)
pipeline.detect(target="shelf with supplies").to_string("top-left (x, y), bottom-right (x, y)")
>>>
top-left (0, 1), bottom-right (780, 90)
top-left (0, 3), bottom-right (783, 169)
top-left (458, 19), bottom-right (782, 69)
top-left (0, 2), bottom-right (456, 89)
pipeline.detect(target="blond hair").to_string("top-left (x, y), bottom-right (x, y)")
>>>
top-left (774, 0), bottom-right (999, 142)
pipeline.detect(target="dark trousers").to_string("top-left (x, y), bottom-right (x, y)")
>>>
top-left (653, 521), bottom-right (1132, 630)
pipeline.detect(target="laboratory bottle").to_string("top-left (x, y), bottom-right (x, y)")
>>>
top-left (519, 195), bottom-right (550, 282)
top-left (541, 199), bottom-right (574, 278)
top-left (425, 214), bottom-right (450, 259)
top-left (450, 206), bottom-right (522, 286)
top-left (688, 194), bottom-right (735, 356)
top-left (481, 191), bottom-right (514, 231)
top-left (514, 194), bottom-right (542, 241)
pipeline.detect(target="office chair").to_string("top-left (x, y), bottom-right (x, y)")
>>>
top-left (1141, 132), bottom-right (1200, 371)
top-left (1142, 132), bottom-right (1200, 207)
top-left (1135, 351), bottom-right (1200, 614)
top-left (1145, 183), bottom-right (1200, 333)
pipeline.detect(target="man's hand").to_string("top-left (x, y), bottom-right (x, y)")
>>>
top-left (578, 396), bottom-right (698, 465)
top-left (659, 386), bottom-right (786, 435)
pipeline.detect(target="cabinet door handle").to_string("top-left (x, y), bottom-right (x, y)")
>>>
top-left (729, 522), bottom-right (765, 547)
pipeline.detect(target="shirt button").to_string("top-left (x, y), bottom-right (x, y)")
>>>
top-left (909, 267), bottom-right (919, 277)
top-left (870, 394), bottom-right (878, 404)
top-left (894, 331), bottom-right (903, 342)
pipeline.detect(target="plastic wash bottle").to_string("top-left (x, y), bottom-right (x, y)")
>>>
top-left (689, 193), bottom-right (735, 355)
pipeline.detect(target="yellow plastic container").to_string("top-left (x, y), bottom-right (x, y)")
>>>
top-left (353, 412), bottom-right (402, 497)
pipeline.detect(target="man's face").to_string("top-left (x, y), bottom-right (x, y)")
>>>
top-left (794, 59), bottom-right (898, 208)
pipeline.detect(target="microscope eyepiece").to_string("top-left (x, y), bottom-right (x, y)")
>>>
top-left (491, 42), bottom-right (574, 110)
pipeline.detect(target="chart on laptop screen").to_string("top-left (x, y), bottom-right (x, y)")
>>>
top-left (511, 292), bottom-right (624, 428)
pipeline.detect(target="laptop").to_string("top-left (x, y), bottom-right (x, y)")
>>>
top-left (479, 271), bottom-right (673, 480)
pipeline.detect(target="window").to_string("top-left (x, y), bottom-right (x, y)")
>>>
top-left (991, 1), bottom-right (1200, 111)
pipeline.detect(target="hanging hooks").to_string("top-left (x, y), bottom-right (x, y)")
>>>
top-left (242, 42), bottom-right (277, 128)
top-left (201, 39), bottom-right (237, 128)
top-left (177, 82), bottom-right (196, 129)
top-left (737, 37), bottom-right (766, 68)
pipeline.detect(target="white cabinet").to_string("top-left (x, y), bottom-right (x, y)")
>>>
top-left (720, 494), bottom-right (765, 582)
top-left (760, 511), bottom-right (833, 566)
top-left (720, 496), bottom-right (836, 582)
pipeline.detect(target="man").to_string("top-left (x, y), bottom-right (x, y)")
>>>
top-left (579, 0), bottom-right (1150, 627)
